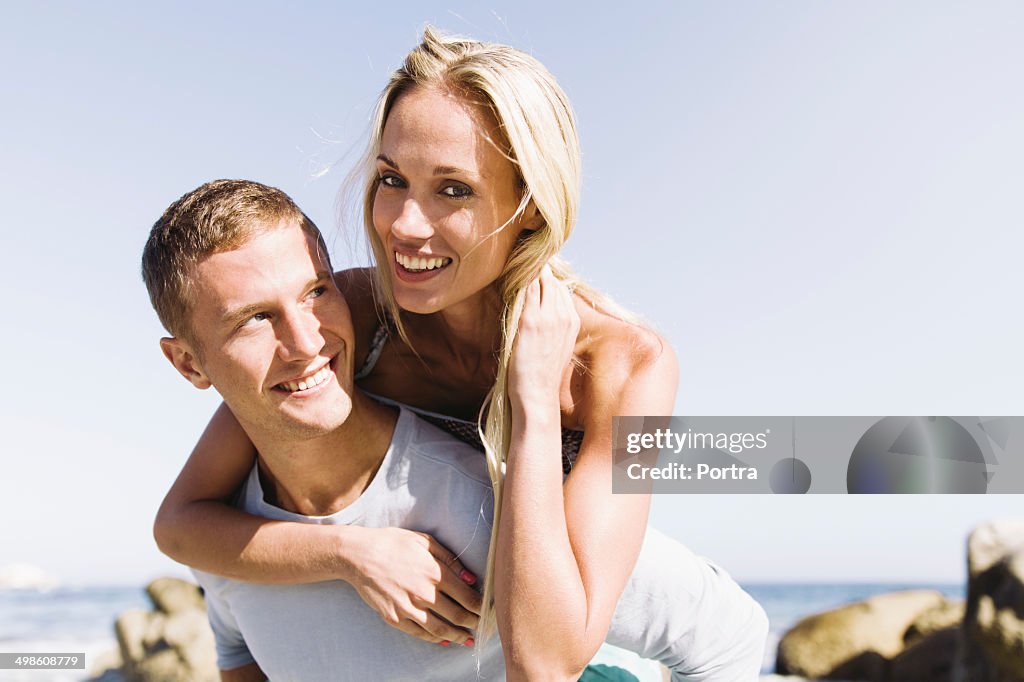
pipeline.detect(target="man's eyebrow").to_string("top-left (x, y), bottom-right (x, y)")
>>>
top-left (222, 302), bottom-right (263, 328)
top-left (221, 272), bottom-right (332, 327)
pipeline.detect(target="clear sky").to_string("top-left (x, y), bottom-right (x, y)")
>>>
top-left (1, 1), bottom-right (1022, 586)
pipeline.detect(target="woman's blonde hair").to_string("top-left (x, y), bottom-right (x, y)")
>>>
top-left (355, 26), bottom-right (632, 644)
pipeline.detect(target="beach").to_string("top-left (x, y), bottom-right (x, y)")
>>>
top-left (0, 581), bottom-right (965, 680)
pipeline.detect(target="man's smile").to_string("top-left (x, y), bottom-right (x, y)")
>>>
top-left (273, 358), bottom-right (337, 395)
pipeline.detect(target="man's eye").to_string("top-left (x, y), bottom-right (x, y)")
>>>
top-left (441, 184), bottom-right (472, 199)
top-left (310, 286), bottom-right (327, 298)
top-left (245, 312), bottom-right (269, 326)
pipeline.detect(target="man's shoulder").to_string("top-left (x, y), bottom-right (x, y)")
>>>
top-left (190, 566), bottom-right (233, 601)
top-left (395, 409), bottom-right (492, 489)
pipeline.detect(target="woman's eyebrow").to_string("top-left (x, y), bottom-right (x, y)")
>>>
top-left (378, 153), bottom-right (477, 178)
top-left (433, 164), bottom-right (473, 176)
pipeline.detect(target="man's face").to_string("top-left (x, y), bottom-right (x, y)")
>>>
top-left (164, 220), bottom-right (355, 441)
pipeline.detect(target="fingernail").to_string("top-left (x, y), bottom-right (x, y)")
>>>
top-left (440, 640), bottom-right (450, 647)
top-left (464, 638), bottom-right (475, 647)
top-left (460, 569), bottom-right (477, 585)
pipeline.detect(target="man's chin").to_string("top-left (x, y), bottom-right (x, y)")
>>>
top-left (264, 399), bottom-right (352, 439)
top-left (275, 417), bottom-right (348, 441)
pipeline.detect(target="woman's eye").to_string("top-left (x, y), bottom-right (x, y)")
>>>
top-left (441, 184), bottom-right (472, 199)
top-left (309, 286), bottom-right (327, 299)
top-left (379, 174), bottom-right (405, 189)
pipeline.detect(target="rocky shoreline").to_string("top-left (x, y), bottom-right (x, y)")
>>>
top-left (774, 519), bottom-right (1024, 681)
top-left (94, 520), bottom-right (1024, 681)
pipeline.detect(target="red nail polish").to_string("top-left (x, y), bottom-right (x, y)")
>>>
top-left (464, 638), bottom-right (475, 647)
top-left (440, 640), bottom-right (450, 647)
top-left (460, 569), bottom-right (477, 585)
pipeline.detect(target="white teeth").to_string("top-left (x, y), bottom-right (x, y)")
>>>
top-left (280, 365), bottom-right (332, 393)
top-left (396, 252), bottom-right (449, 271)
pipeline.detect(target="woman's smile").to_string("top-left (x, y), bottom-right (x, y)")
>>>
top-left (392, 250), bottom-right (453, 282)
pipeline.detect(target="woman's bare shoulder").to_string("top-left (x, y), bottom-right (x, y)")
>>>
top-left (334, 267), bottom-right (385, 367)
top-left (578, 305), bottom-right (675, 375)
top-left (334, 266), bottom-right (375, 294)
top-left (573, 304), bottom-right (679, 421)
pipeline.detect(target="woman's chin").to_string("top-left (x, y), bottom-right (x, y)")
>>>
top-left (393, 293), bottom-right (444, 316)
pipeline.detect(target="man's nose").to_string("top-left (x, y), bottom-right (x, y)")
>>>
top-left (390, 197), bottom-right (434, 241)
top-left (277, 308), bottom-right (324, 361)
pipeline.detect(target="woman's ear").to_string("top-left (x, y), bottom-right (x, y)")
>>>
top-left (520, 201), bottom-right (545, 232)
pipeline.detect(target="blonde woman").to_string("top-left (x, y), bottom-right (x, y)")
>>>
top-left (155, 28), bottom-right (767, 680)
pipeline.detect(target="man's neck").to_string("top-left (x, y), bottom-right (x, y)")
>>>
top-left (245, 392), bottom-right (398, 517)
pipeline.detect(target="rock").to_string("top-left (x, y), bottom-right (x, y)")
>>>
top-left (890, 626), bottom-right (959, 681)
top-left (131, 648), bottom-right (197, 682)
top-left (776, 590), bottom-right (946, 680)
top-left (114, 579), bottom-right (219, 682)
top-left (87, 647), bottom-right (124, 681)
top-left (114, 609), bottom-right (150, 669)
top-left (956, 519), bottom-right (1024, 682)
top-left (146, 577), bottom-right (206, 615)
top-left (905, 600), bottom-right (965, 645)
top-left (965, 520), bottom-right (1024, 579)
top-left (87, 668), bottom-right (126, 682)
top-left (163, 610), bottom-right (217, 672)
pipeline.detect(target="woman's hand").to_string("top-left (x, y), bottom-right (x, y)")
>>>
top-left (344, 526), bottom-right (481, 647)
top-left (508, 267), bottom-right (580, 407)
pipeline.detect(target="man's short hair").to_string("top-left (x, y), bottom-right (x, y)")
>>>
top-left (142, 179), bottom-right (330, 346)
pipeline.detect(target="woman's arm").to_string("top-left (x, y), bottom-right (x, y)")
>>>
top-left (153, 401), bottom-right (316, 580)
top-left (153, 402), bottom-right (481, 645)
top-left (496, 270), bottom-right (678, 680)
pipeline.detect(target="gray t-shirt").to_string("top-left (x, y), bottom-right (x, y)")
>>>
top-left (193, 407), bottom-right (505, 681)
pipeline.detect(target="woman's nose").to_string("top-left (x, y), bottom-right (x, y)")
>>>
top-left (390, 198), bottom-right (434, 241)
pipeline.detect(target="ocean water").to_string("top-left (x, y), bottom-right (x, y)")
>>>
top-left (0, 582), bottom-right (964, 680)
top-left (0, 586), bottom-right (148, 682)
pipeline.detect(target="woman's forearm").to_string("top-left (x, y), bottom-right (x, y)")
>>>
top-left (153, 401), bottom-right (356, 583)
top-left (156, 496), bottom-right (484, 644)
top-left (495, 396), bottom-right (597, 680)
top-left (154, 497), bottom-right (357, 584)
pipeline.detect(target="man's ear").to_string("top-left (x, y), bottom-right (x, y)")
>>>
top-left (159, 337), bottom-right (212, 390)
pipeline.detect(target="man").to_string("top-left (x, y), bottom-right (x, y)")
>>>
top-left (142, 179), bottom-right (504, 681)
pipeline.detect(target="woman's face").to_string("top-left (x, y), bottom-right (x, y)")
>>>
top-left (373, 86), bottom-right (533, 316)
